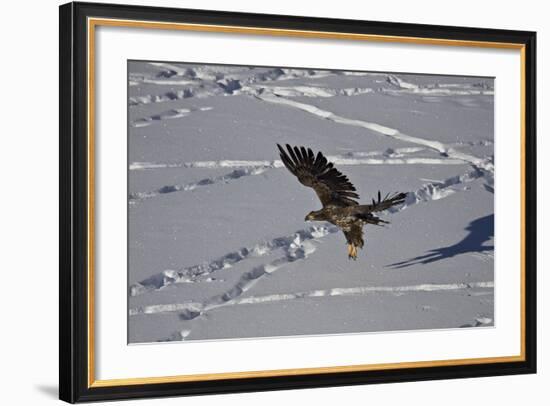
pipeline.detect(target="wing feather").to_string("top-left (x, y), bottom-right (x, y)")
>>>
top-left (312, 152), bottom-right (327, 172)
top-left (286, 145), bottom-right (300, 166)
top-left (307, 148), bottom-right (315, 165)
top-left (300, 147), bottom-right (309, 165)
top-left (293, 146), bottom-right (303, 163)
top-left (278, 144), bottom-right (359, 207)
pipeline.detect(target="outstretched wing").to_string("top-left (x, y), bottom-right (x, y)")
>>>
top-left (277, 144), bottom-right (359, 207)
top-left (364, 191), bottom-right (407, 212)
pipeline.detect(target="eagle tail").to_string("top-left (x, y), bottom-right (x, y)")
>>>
top-left (356, 213), bottom-right (389, 226)
top-left (352, 191), bottom-right (407, 225)
top-left (365, 191), bottom-right (407, 213)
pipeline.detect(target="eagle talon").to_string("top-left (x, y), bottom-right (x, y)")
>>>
top-left (348, 244), bottom-right (358, 260)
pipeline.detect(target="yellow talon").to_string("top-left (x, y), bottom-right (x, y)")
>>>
top-left (348, 244), bottom-right (357, 260)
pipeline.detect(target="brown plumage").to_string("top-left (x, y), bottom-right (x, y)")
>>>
top-left (277, 144), bottom-right (407, 259)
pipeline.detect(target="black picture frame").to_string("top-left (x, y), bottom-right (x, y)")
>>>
top-left (60, 1), bottom-right (537, 403)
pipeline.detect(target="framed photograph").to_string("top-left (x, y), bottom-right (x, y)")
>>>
top-left (59, 1), bottom-right (536, 403)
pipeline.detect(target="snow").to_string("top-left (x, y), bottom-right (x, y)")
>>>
top-left (127, 61), bottom-right (494, 344)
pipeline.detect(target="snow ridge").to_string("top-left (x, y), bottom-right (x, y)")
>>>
top-left (129, 66), bottom-right (493, 106)
top-left (386, 74), bottom-right (494, 96)
top-left (130, 156), bottom-right (463, 172)
top-left (395, 167), bottom-right (491, 210)
top-left (129, 147), bottom-right (431, 171)
top-left (256, 94), bottom-right (494, 173)
top-left (130, 281), bottom-right (494, 317)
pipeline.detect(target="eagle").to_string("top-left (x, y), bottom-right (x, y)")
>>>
top-left (277, 144), bottom-right (407, 260)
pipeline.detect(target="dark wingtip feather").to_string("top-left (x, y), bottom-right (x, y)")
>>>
top-left (277, 144), bottom-right (359, 205)
top-left (286, 144), bottom-right (299, 166)
top-left (277, 143), bottom-right (298, 174)
top-left (300, 147), bottom-right (309, 163)
top-left (293, 145), bottom-right (303, 162)
top-left (307, 148), bottom-right (315, 166)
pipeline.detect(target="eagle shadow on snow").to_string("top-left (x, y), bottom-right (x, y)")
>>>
top-left (387, 214), bottom-right (494, 269)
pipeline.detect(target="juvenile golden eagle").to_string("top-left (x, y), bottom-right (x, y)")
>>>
top-left (277, 144), bottom-right (407, 259)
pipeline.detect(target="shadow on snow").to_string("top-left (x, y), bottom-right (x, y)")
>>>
top-left (387, 214), bottom-right (494, 269)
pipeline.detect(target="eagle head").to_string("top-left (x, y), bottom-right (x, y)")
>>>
top-left (305, 210), bottom-right (323, 222)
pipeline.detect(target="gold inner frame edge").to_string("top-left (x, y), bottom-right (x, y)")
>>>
top-left (87, 17), bottom-right (527, 388)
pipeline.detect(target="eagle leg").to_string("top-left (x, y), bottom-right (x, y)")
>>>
top-left (348, 244), bottom-right (358, 260)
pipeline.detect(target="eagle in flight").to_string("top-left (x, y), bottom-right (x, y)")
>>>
top-left (277, 144), bottom-right (407, 260)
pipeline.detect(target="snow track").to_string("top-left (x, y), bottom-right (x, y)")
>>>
top-left (130, 281), bottom-right (493, 317)
top-left (256, 95), bottom-right (493, 173)
top-left (129, 162), bottom-right (493, 337)
top-left (129, 167), bottom-right (269, 203)
top-left (129, 147), bottom-right (468, 205)
top-left (386, 74), bottom-right (494, 96)
top-left (130, 106), bottom-right (212, 128)
top-left (129, 64), bottom-right (493, 106)
top-left (129, 225), bottom-right (337, 296)
top-left (130, 156), bottom-right (463, 172)
top-left (130, 164), bottom-right (491, 297)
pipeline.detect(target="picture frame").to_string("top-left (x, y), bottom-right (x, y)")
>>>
top-left (59, 1), bottom-right (536, 403)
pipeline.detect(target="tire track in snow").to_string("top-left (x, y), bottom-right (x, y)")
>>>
top-left (129, 281), bottom-right (494, 317)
